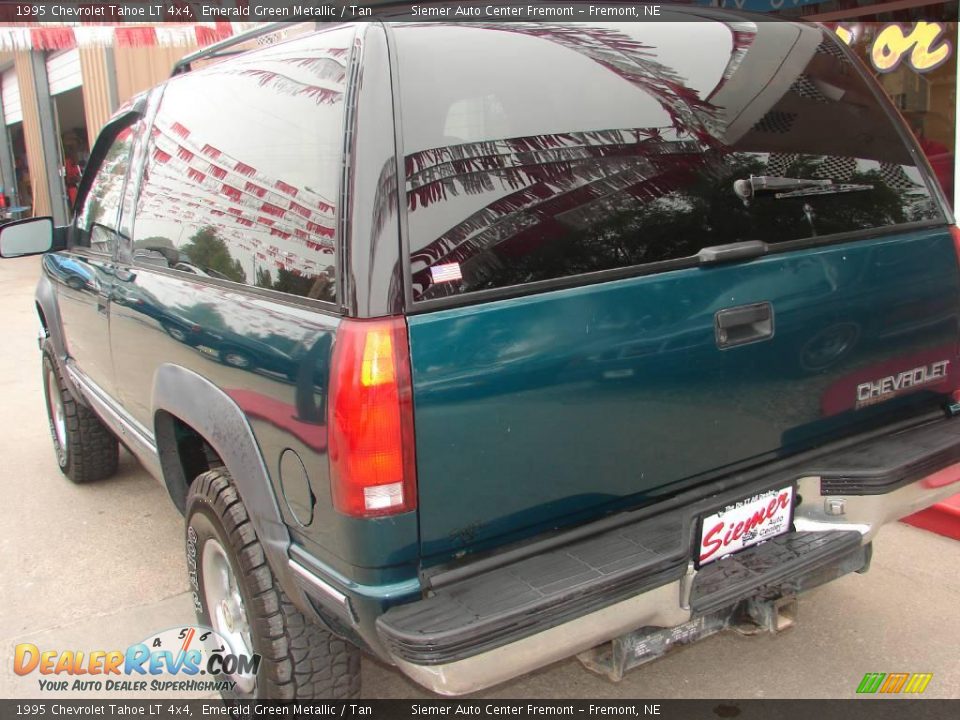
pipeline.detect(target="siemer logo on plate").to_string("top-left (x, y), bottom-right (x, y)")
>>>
top-left (698, 486), bottom-right (795, 566)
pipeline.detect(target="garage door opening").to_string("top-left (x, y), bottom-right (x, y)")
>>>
top-left (52, 86), bottom-right (89, 209)
top-left (47, 49), bottom-right (89, 212)
top-left (2, 69), bottom-right (30, 219)
top-left (6, 122), bottom-right (29, 214)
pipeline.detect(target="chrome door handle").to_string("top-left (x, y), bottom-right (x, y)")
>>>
top-left (715, 302), bottom-right (774, 349)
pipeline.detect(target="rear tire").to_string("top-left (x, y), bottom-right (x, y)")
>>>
top-left (186, 467), bottom-right (361, 699)
top-left (42, 340), bottom-right (119, 483)
top-left (221, 348), bottom-right (254, 370)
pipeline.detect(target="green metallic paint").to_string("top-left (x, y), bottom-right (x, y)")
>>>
top-left (408, 228), bottom-right (960, 563)
top-left (104, 264), bottom-right (421, 577)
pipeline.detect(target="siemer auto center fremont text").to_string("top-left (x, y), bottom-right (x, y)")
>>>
top-left (408, 4), bottom-right (661, 16)
top-left (408, 705), bottom-right (658, 716)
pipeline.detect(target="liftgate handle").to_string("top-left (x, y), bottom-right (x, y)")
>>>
top-left (715, 302), bottom-right (774, 349)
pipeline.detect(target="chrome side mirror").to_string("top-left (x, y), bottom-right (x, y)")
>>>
top-left (0, 217), bottom-right (54, 258)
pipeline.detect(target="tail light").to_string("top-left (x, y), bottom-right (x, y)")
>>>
top-left (328, 317), bottom-right (417, 517)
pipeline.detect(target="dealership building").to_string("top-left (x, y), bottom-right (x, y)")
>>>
top-left (0, 2), bottom-right (957, 222)
top-left (713, 0), bottom-right (958, 211)
top-left (0, 21), bottom-right (250, 223)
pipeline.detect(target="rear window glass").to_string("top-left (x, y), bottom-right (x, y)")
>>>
top-left (394, 20), bottom-right (943, 302)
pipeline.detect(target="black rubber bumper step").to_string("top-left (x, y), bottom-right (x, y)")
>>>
top-left (377, 513), bottom-right (690, 666)
top-left (690, 530), bottom-right (867, 615)
top-left (818, 416), bottom-right (960, 495)
top-left (377, 414), bottom-right (960, 667)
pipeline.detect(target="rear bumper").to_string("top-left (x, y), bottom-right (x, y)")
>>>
top-left (378, 415), bottom-right (960, 696)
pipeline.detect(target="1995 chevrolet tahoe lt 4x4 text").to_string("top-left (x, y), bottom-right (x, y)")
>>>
top-left (2, 8), bottom-right (960, 699)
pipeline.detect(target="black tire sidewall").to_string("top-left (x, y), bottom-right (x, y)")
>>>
top-left (163, 323), bottom-right (190, 343)
top-left (186, 496), bottom-right (262, 699)
top-left (41, 351), bottom-right (69, 471)
top-left (222, 350), bottom-right (252, 369)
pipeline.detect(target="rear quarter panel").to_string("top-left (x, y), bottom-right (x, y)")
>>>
top-left (109, 267), bottom-right (418, 582)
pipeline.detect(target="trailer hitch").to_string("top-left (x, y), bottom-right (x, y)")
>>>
top-left (578, 594), bottom-right (798, 683)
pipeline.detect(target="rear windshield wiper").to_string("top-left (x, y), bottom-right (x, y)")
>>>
top-left (734, 175), bottom-right (874, 205)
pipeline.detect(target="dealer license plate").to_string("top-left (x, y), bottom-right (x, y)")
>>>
top-left (696, 485), bottom-right (795, 567)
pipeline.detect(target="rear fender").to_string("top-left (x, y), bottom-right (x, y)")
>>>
top-left (151, 363), bottom-right (319, 623)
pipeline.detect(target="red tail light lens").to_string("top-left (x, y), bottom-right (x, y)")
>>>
top-left (328, 317), bottom-right (417, 517)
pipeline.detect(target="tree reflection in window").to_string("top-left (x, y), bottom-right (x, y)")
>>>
top-left (395, 22), bottom-right (941, 301)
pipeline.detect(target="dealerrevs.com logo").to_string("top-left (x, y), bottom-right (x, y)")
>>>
top-left (13, 626), bottom-right (260, 693)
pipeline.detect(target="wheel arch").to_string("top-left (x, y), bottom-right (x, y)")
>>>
top-left (36, 265), bottom-right (67, 341)
top-left (35, 270), bottom-right (64, 355)
top-left (151, 363), bottom-right (315, 619)
top-left (36, 269), bottom-right (86, 400)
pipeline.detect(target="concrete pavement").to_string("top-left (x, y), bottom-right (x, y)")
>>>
top-left (0, 254), bottom-right (957, 700)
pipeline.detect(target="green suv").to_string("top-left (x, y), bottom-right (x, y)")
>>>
top-left (3, 10), bottom-right (960, 699)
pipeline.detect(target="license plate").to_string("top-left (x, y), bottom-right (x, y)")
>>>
top-left (696, 485), bottom-right (795, 567)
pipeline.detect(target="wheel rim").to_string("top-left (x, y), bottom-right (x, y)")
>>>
top-left (224, 353), bottom-right (250, 368)
top-left (201, 538), bottom-right (257, 694)
top-left (46, 367), bottom-right (67, 452)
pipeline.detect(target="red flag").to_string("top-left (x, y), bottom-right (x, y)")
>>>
top-left (261, 203), bottom-right (285, 218)
top-left (116, 27), bottom-right (158, 48)
top-left (30, 27), bottom-right (76, 50)
top-left (275, 180), bottom-right (298, 197)
top-left (307, 221), bottom-right (334, 238)
top-left (245, 182), bottom-right (267, 198)
top-left (289, 202), bottom-right (310, 219)
top-left (196, 24), bottom-right (233, 47)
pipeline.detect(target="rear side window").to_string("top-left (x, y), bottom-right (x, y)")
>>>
top-left (131, 27), bottom-right (355, 302)
top-left (395, 21), bottom-right (943, 302)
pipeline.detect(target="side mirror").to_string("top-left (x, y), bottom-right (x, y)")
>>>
top-left (0, 217), bottom-right (54, 258)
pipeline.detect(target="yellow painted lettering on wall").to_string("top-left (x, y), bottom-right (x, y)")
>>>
top-left (871, 22), bottom-right (952, 73)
